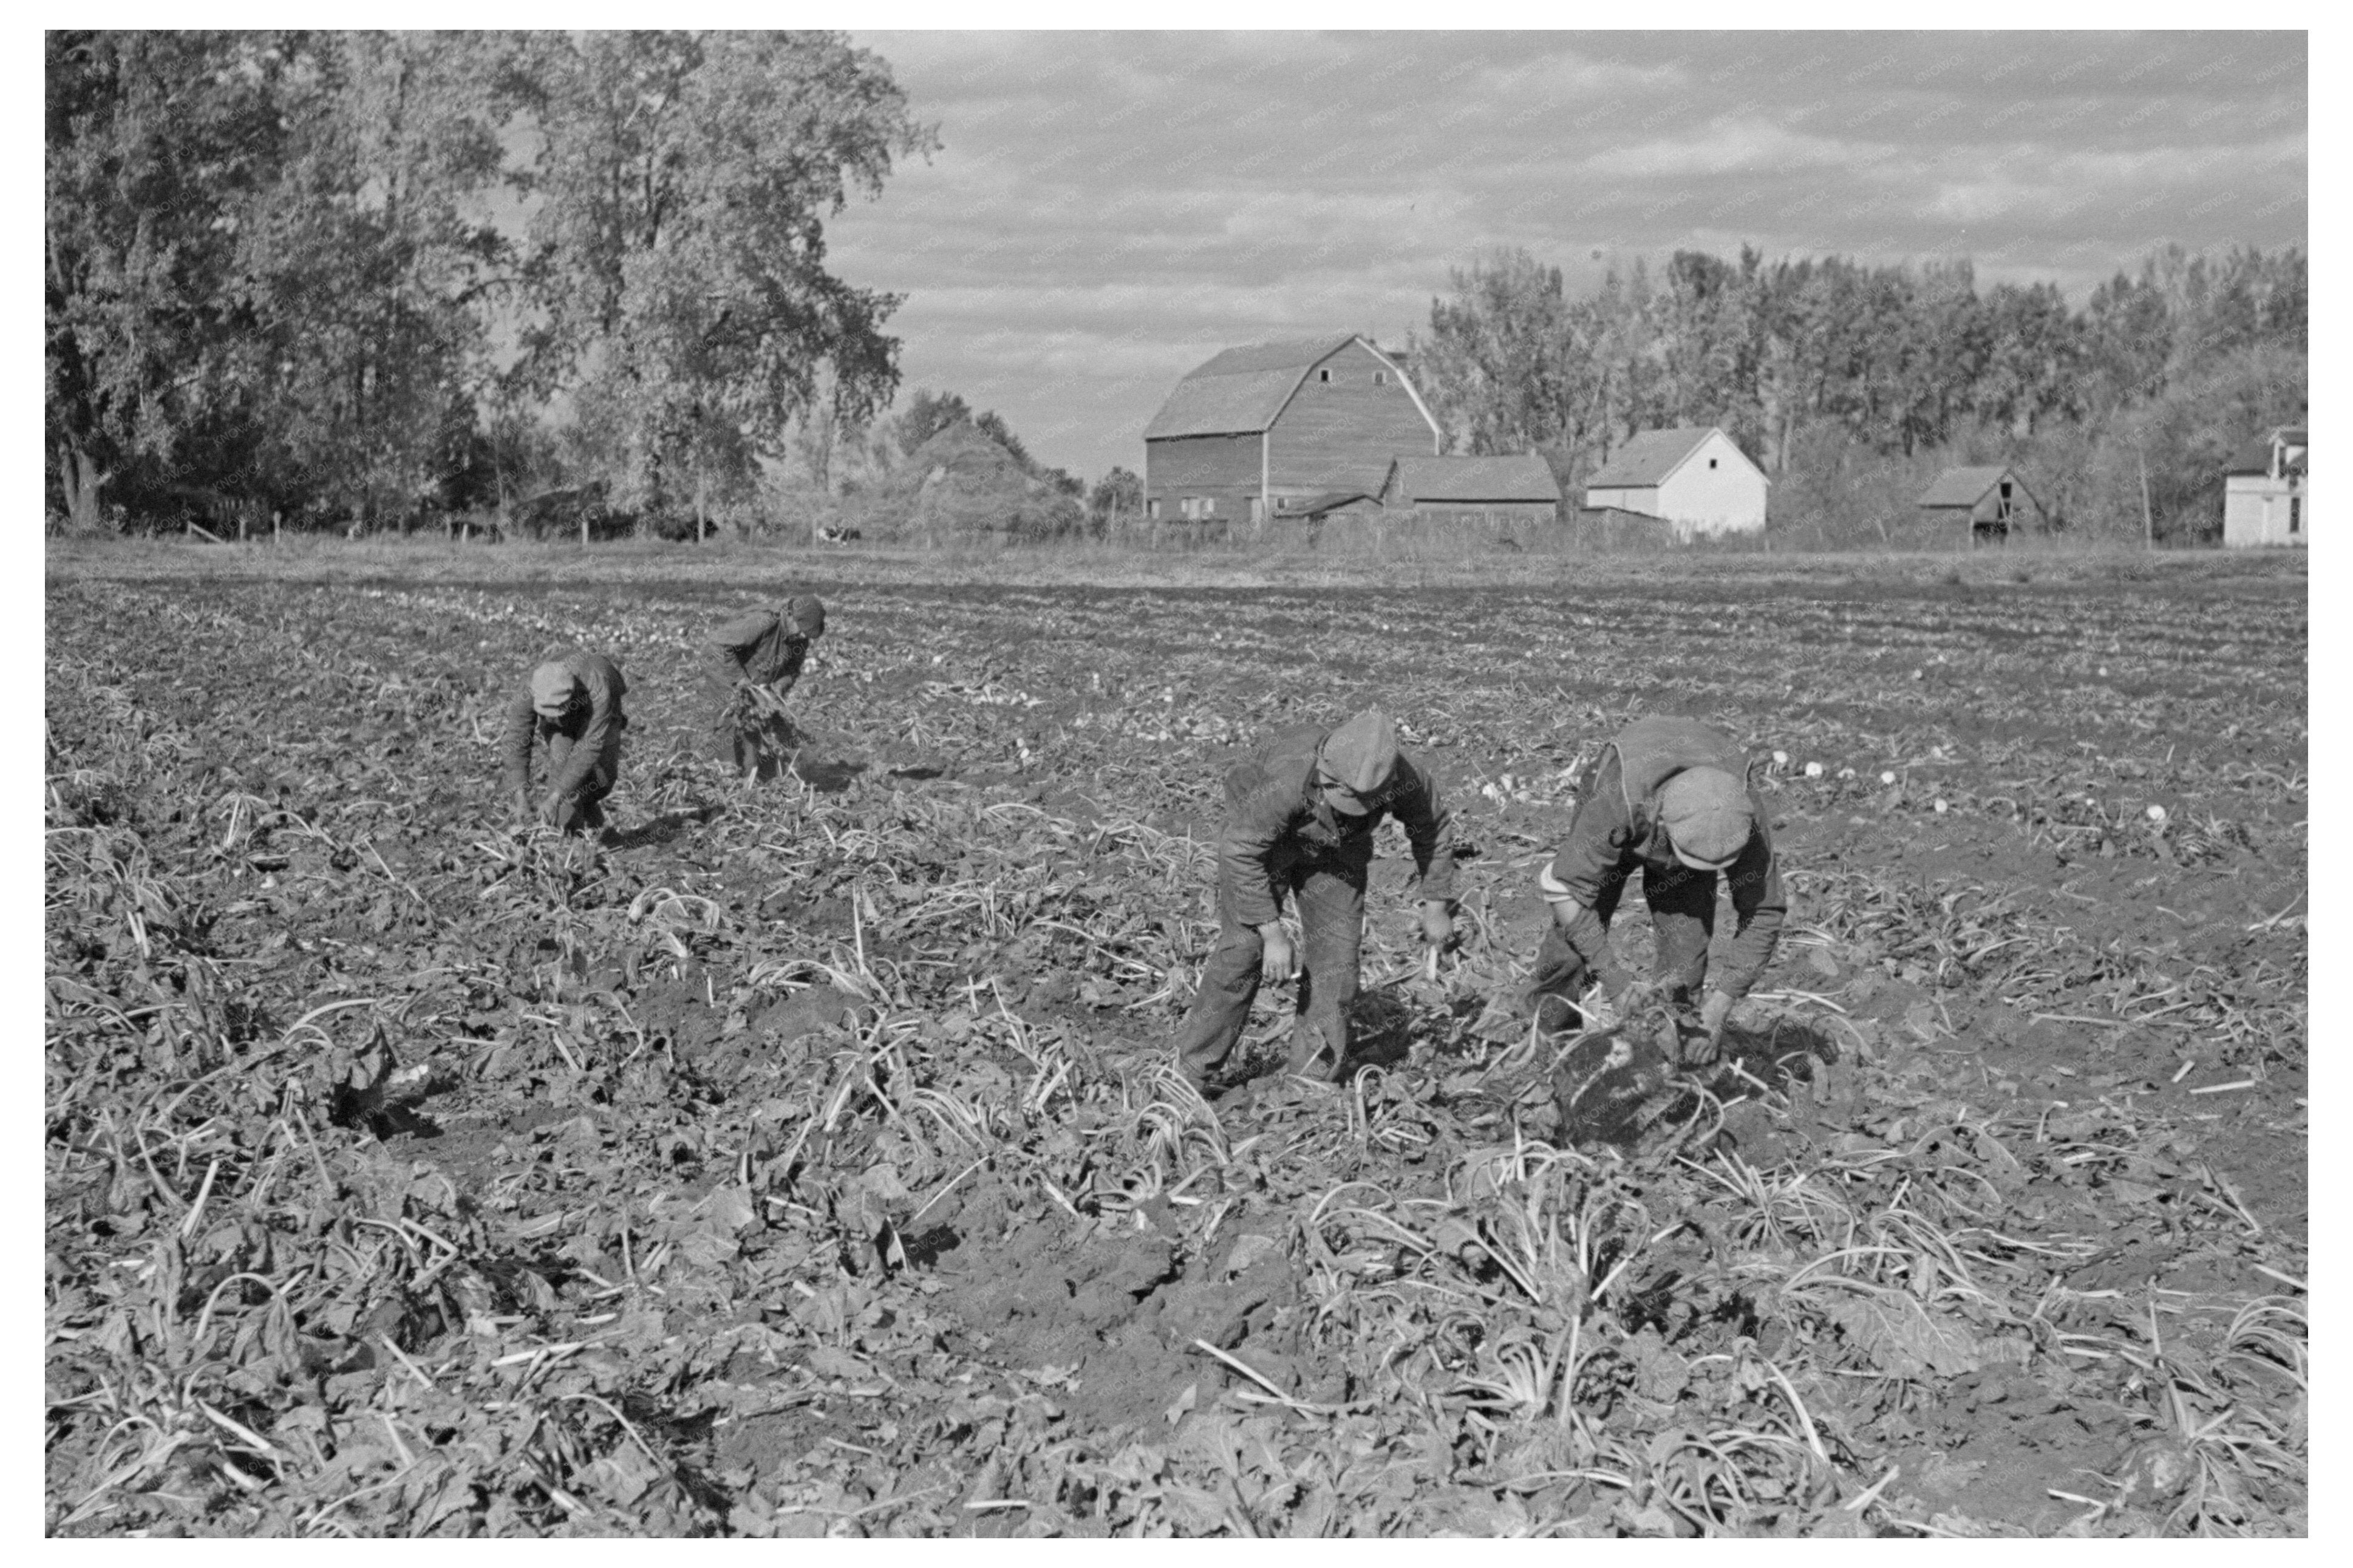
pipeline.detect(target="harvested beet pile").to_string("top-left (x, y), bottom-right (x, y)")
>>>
top-left (45, 567), bottom-right (2307, 1536)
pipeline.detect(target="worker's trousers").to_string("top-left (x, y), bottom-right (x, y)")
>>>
top-left (1525, 858), bottom-right (1718, 1031)
top-left (543, 734), bottom-right (620, 834)
top-left (1174, 845), bottom-right (1368, 1085)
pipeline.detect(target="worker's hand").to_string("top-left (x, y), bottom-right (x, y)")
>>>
top-left (1607, 969), bottom-right (1654, 1011)
top-left (1256, 923), bottom-right (1297, 984)
top-left (1699, 989), bottom-right (1735, 1045)
top-left (1418, 900), bottom-right (1456, 951)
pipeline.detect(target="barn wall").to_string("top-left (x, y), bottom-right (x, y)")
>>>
top-left (2224, 476), bottom-right (2307, 547)
top-left (1653, 431), bottom-right (1768, 535)
top-left (1414, 502), bottom-right (1560, 527)
top-left (1965, 477), bottom-right (2045, 531)
top-left (1145, 432), bottom-right (1262, 521)
top-left (1266, 340), bottom-right (1437, 493)
top-left (1583, 484), bottom-right (1662, 514)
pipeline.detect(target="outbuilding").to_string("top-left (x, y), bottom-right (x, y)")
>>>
top-left (2221, 427), bottom-right (2307, 548)
top-left (1915, 465), bottom-right (2045, 544)
top-left (1291, 488), bottom-right (1383, 523)
top-left (1142, 335), bottom-right (1441, 525)
top-left (1382, 454), bottom-right (1562, 524)
top-left (1581, 426), bottom-right (1768, 538)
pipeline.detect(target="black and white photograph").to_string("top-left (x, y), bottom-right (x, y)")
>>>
top-left (41, 26), bottom-right (2310, 1538)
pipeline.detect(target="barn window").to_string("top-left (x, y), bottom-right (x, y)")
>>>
top-left (1318, 369), bottom-right (1332, 384)
top-left (1248, 497), bottom-right (1264, 523)
top-left (1148, 498), bottom-right (1161, 520)
top-left (1202, 497), bottom-right (1217, 516)
top-left (1708, 458), bottom-right (1718, 469)
top-left (1374, 371), bottom-right (1386, 385)
top-left (2291, 498), bottom-right (2301, 534)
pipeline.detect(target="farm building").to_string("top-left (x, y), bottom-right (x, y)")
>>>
top-left (1142, 335), bottom-right (1440, 525)
top-left (1915, 465), bottom-right (2045, 544)
top-left (2222, 427), bottom-right (2308, 548)
top-left (1290, 489), bottom-right (1384, 523)
top-left (1580, 426), bottom-right (1768, 538)
top-left (1381, 454), bottom-right (1562, 523)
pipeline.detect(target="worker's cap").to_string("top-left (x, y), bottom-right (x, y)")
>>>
top-left (784, 595), bottom-right (826, 638)
top-left (530, 661), bottom-right (579, 718)
top-left (1316, 707), bottom-right (1399, 814)
top-left (1658, 766), bottom-right (1753, 870)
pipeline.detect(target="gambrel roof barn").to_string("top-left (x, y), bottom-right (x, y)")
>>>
top-left (1142, 335), bottom-right (1440, 525)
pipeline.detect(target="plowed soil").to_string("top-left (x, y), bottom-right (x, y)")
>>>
top-left (45, 554), bottom-right (2306, 1537)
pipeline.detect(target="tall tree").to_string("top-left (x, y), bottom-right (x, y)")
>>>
top-left (234, 32), bottom-right (515, 528)
top-left (47, 32), bottom-right (515, 531)
top-left (46, 31), bottom-right (289, 528)
top-left (516, 31), bottom-right (938, 531)
top-left (1413, 248), bottom-right (1575, 458)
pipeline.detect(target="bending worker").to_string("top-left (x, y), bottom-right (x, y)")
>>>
top-left (1174, 707), bottom-right (1457, 1090)
top-left (1529, 715), bottom-right (1785, 1063)
top-left (705, 594), bottom-right (826, 775)
top-left (502, 644), bottom-right (628, 834)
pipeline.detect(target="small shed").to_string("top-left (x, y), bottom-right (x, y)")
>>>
top-left (2221, 427), bottom-right (2307, 548)
top-left (1915, 465), bottom-right (2045, 544)
top-left (1383, 454), bottom-right (1561, 524)
top-left (1582, 426), bottom-right (1768, 537)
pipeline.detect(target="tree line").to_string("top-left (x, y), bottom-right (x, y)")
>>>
top-left (46, 30), bottom-right (936, 536)
top-left (1411, 242), bottom-right (2306, 543)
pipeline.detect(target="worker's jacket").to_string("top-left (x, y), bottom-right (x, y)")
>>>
top-left (501, 646), bottom-right (628, 800)
top-left (1545, 715), bottom-right (1785, 998)
top-left (703, 610), bottom-right (809, 702)
top-left (1214, 722), bottom-right (1457, 929)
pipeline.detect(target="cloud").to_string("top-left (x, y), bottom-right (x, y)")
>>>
top-left (1581, 120), bottom-right (1884, 180)
top-left (825, 30), bottom-right (2306, 479)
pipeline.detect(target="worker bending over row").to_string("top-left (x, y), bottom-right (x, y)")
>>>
top-left (499, 595), bottom-right (828, 833)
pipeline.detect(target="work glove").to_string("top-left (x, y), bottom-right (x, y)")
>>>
top-left (1256, 924), bottom-right (1298, 984)
top-left (1418, 900), bottom-right (1456, 951)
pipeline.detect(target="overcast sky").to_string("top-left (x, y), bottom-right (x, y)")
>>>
top-left (820, 30), bottom-right (2307, 482)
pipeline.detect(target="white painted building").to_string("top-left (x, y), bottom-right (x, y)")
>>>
top-left (2221, 426), bottom-right (2307, 548)
top-left (1581, 426), bottom-right (1769, 538)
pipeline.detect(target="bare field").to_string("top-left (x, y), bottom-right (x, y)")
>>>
top-left (44, 556), bottom-right (2307, 1536)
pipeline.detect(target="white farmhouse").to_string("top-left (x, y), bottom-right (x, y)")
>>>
top-left (1582, 426), bottom-right (1769, 538)
top-left (2221, 426), bottom-right (2307, 548)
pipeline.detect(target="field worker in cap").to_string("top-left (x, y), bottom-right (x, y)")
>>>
top-left (705, 595), bottom-right (826, 775)
top-left (1173, 706), bottom-right (1458, 1089)
top-left (502, 644), bottom-right (629, 833)
top-left (1528, 715), bottom-right (1785, 1063)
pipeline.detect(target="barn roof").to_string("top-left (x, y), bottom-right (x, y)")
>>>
top-left (1142, 335), bottom-right (1360, 440)
top-left (1916, 465), bottom-right (2014, 508)
top-left (1391, 454), bottom-right (1561, 504)
top-left (1583, 427), bottom-right (1726, 488)
top-left (1293, 489), bottom-right (1380, 516)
